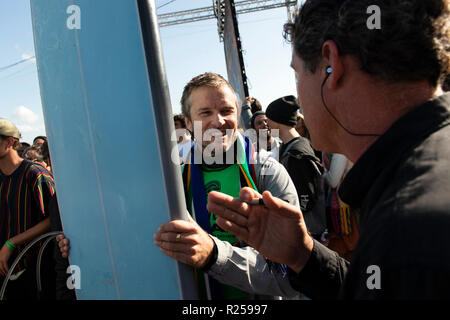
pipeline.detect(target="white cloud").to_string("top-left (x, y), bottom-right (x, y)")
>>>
top-left (12, 105), bottom-right (39, 124)
top-left (16, 123), bottom-right (46, 144)
top-left (9, 106), bottom-right (46, 143)
top-left (16, 124), bottom-right (39, 133)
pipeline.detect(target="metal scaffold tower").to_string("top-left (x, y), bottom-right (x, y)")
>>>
top-left (157, 0), bottom-right (299, 127)
top-left (158, 0), bottom-right (298, 41)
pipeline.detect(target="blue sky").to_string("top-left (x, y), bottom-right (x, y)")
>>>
top-left (0, 0), bottom-right (298, 144)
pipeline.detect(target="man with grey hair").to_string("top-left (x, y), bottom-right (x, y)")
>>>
top-left (208, 0), bottom-right (450, 299)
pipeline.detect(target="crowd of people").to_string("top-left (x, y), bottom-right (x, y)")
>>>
top-left (1, 0), bottom-right (450, 300)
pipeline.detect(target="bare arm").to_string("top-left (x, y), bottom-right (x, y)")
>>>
top-left (0, 217), bottom-right (51, 276)
top-left (323, 154), bottom-right (347, 188)
top-left (240, 98), bottom-right (253, 130)
top-left (8, 217), bottom-right (51, 247)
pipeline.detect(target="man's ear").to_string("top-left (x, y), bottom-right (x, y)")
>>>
top-left (7, 137), bottom-right (15, 149)
top-left (185, 117), bottom-right (193, 132)
top-left (321, 40), bottom-right (344, 90)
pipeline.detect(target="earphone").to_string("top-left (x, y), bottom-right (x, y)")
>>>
top-left (320, 66), bottom-right (381, 137)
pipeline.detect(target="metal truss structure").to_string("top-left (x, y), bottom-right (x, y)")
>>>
top-left (158, 0), bottom-right (298, 32)
top-left (156, 0), bottom-right (298, 104)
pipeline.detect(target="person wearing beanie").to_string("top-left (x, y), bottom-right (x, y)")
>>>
top-left (250, 111), bottom-right (281, 160)
top-left (265, 95), bottom-right (300, 127)
top-left (265, 96), bottom-right (327, 240)
top-left (0, 118), bottom-right (56, 300)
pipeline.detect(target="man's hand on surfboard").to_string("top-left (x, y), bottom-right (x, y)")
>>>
top-left (154, 215), bottom-right (215, 269)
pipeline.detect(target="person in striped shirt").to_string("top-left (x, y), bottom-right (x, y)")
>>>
top-left (0, 118), bottom-right (55, 300)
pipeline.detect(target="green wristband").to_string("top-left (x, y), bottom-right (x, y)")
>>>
top-left (5, 240), bottom-right (16, 250)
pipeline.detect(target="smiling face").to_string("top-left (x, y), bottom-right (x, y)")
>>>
top-left (185, 85), bottom-right (238, 154)
top-left (254, 114), bottom-right (268, 131)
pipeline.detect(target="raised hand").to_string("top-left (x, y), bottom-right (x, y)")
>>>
top-left (207, 187), bottom-right (314, 273)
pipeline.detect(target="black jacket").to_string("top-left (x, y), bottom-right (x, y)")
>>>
top-left (279, 137), bottom-right (326, 236)
top-left (289, 93), bottom-right (450, 299)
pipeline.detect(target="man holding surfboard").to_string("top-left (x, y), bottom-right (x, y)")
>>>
top-left (59, 72), bottom-right (301, 299)
top-left (154, 72), bottom-right (302, 299)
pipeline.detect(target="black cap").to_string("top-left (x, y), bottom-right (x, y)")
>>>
top-left (265, 95), bottom-right (299, 127)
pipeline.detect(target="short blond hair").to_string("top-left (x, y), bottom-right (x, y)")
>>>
top-left (181, 72), bottom-right (236, 119)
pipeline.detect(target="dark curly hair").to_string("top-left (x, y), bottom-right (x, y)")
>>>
top-left (250, 98), bottom-right (262, 114)
top-left (284, 0), bottom-right (450, 86)
top-left (173, 114), bottom-right (187, 128)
